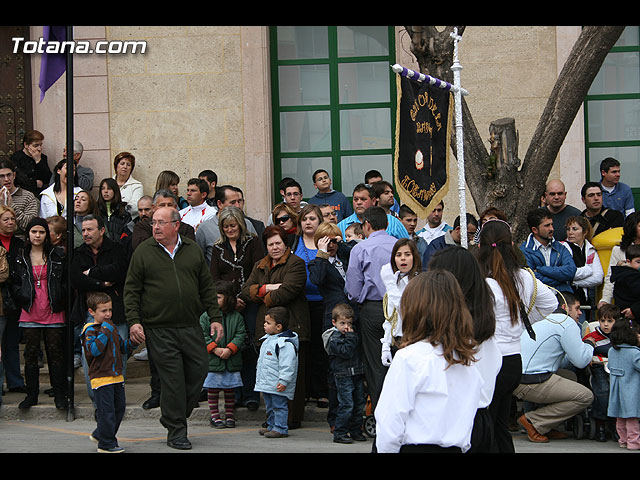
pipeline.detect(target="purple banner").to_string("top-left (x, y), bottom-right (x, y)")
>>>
top-left (38, 26), bottom-right (67, 102)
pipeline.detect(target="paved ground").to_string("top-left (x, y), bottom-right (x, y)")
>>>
top-left (0, 356), bottom-right (635, 455)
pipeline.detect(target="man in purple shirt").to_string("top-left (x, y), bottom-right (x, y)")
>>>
top-left (345, 206), bottom-right (398, 411)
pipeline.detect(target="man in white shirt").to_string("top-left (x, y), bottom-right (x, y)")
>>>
top-left (179, 178), bottom-right (216, 232)
top-left (417, 200), bottom-right (452, 244)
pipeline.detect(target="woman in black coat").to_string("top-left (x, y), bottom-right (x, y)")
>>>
top-left (95, 178), bottom-right (133, 252)
top-left (11, 218), bottom-right (67, 410)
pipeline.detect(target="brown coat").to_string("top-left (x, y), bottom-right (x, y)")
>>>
top-left (241, 248), bottom-right (310, 342)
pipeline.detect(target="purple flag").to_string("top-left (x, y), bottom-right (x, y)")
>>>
top-left (38, 26), bottom-right (67, 102)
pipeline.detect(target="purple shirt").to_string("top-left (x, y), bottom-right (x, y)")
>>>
top-left (346, 230), bottom-right (398, 303)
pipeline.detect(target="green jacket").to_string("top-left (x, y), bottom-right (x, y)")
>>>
top-left (199, 310), bottom-right (247, 373)
top-left (124, 234), bottom-right (222, 329)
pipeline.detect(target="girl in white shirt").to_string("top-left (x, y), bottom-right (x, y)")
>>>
top-left (375, 269), bottom-right (484, 453)
top-left (380, 238), bottom-right (422, 366)
top-left (475, 219), bottom-right (557, 453)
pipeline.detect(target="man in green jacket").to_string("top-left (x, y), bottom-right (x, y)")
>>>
top-left (124, 206), bottom-right (223, 450)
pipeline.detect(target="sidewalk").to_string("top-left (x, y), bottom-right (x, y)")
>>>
top-left (0, 353), bottom-right (330, 425)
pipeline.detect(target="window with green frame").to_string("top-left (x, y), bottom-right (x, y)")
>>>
top-left (269, 26), bottom-right (397, 204)
top-left (585, 26), bottom-right (640, 208)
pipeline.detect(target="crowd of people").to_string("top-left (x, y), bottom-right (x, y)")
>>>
top-left (1, 129), bottom-right (639, 453)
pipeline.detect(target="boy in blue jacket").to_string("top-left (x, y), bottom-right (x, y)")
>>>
top-left (255, 306), bottom-right (299, 438)
top-left (82, 292), bottom-right (139, 453)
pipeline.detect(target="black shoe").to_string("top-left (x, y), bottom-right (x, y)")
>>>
top-left (167, 437), bottom-right (192, 450)
top-left (142, 396), bottom-right (160, 410)
top-left (334, 435), bottom-right (354, 444)
top-left (350, 431), bottom-right (367, 442)
top-left (244, 400), bottom-right (259, 411)
top-left (18, 396), bottom-right (38, 409)
top-left (595, 424), bottom-right (608, 442)
top-left (8, 386), bottom-right (27, 394)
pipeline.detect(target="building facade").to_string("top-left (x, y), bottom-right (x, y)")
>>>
top-left (2, 25), bottom-right (637, 225)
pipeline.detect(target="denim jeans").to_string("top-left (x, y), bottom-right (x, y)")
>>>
top-left (334, 374), bottom-right (366, 437)
top-left (263, 392), bottom-right (289, 434)
top-left (93, 382), bottom-right (126, 449)
top-left (590, 364), bottom-right (610, 420)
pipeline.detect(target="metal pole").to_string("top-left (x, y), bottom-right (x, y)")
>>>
top-left (450, 28), bottom-right (468, 249)
top-left (65, 25), bottom-right (75, 422)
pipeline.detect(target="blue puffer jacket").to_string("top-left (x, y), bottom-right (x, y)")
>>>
top-left (520, 234), bottom-right (576, 293)
top-left (254, 330), bottom-right (299, 400)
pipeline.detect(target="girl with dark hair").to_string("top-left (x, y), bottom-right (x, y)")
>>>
top-left (600, 211), bottom-right (640, 307)
top-left (428, 245), bottom-right (501, 453)
top-left (12, 218), bottom-right (67, 410)
top-left (607, 318), bottom-right (640, 449)
top-left (200, 280), bottom-right (247, 429)
top-left (380, 238), bottom-right (422, 367)
top-left (39, 159), bottom-right (81, 218)
top-left (475, 219), bottom-right (557, 453)
top-left (375, 270), bottom-right (484, 453)
top-left (95, 178), bottom-right (133, 248)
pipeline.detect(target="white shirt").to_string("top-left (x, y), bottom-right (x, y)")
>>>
top-left (380, 262), bottom-right (409, 347)
top-left (417, 222), bottom-right (450, 244)
top-left (374, 340), bottom-right (484, 453)
top-left (486, 268), bottom-right (558, 357)
top-left (179, 202), bottom-right (216, 232)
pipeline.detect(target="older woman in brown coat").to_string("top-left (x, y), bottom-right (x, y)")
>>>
top-left (241, 224), bottom-right (310, 428)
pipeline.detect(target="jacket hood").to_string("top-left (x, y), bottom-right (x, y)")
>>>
top-left (313, 190), bottom-right (337, 198)
top-left (322, 326), bottom-right (338, 353)
top-left (260, 328), bottom-right (299, 347)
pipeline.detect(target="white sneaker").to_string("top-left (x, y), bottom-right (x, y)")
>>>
top-left (74, 354), bottom-right (82, 369)
top-left (133, 348), bottom-right (148, 361)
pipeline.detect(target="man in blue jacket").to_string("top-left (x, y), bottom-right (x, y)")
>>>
top-left (520, 208), bottom-right (576, 293)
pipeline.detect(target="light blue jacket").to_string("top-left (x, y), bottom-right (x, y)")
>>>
top-left (608, 344), bottom-right (640, 419)
top-left (337, 212), bottom-right (409, 240)
top-left (520, 312), bottom-right (593, 375)
top-left (255, 330), bottom-right (299, 400)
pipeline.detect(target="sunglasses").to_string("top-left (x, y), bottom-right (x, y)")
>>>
top-left (276, 215), bottom-right (291, 224)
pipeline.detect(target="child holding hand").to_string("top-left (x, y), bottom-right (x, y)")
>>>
top-left (200, 280), bottom-right (247, 429)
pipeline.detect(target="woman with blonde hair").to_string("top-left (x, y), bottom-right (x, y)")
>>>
top-left (155, 170), bottom-right (188, 209)
top-left (375, 270), bottom-right (484, 453)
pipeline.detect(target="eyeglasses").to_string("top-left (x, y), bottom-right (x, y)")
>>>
top-left (150, 220), bottom-right (177, 227)
top-left (276, 215), bottom-right (290, 224)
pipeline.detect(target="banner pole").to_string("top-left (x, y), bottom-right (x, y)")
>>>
top-left (450, 28), bottom-right (468, 248)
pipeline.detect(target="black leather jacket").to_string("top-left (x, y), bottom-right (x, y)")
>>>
top-left (11, 245), bottom-right (66, 313)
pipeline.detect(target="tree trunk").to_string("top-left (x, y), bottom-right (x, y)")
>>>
top-left (405, 26), bottom-right (626, 242)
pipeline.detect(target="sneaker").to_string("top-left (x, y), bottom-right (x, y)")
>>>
top-left (258, 428), bottom-right (269, 436)
top-left (225, 418), bottom-right (236, 428)
top-left (350, 431), bottom-right (368, 442)
top-left (133, 348), bottom-right (148, 361)
top-left (210, 418), bottom-right (225, 429)
top-left (74, 354), bottom-right (82, 369)
top-left (264, 430), bottom-right (288, 438)
top-left (97, 445), bottom-right (125, 453)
